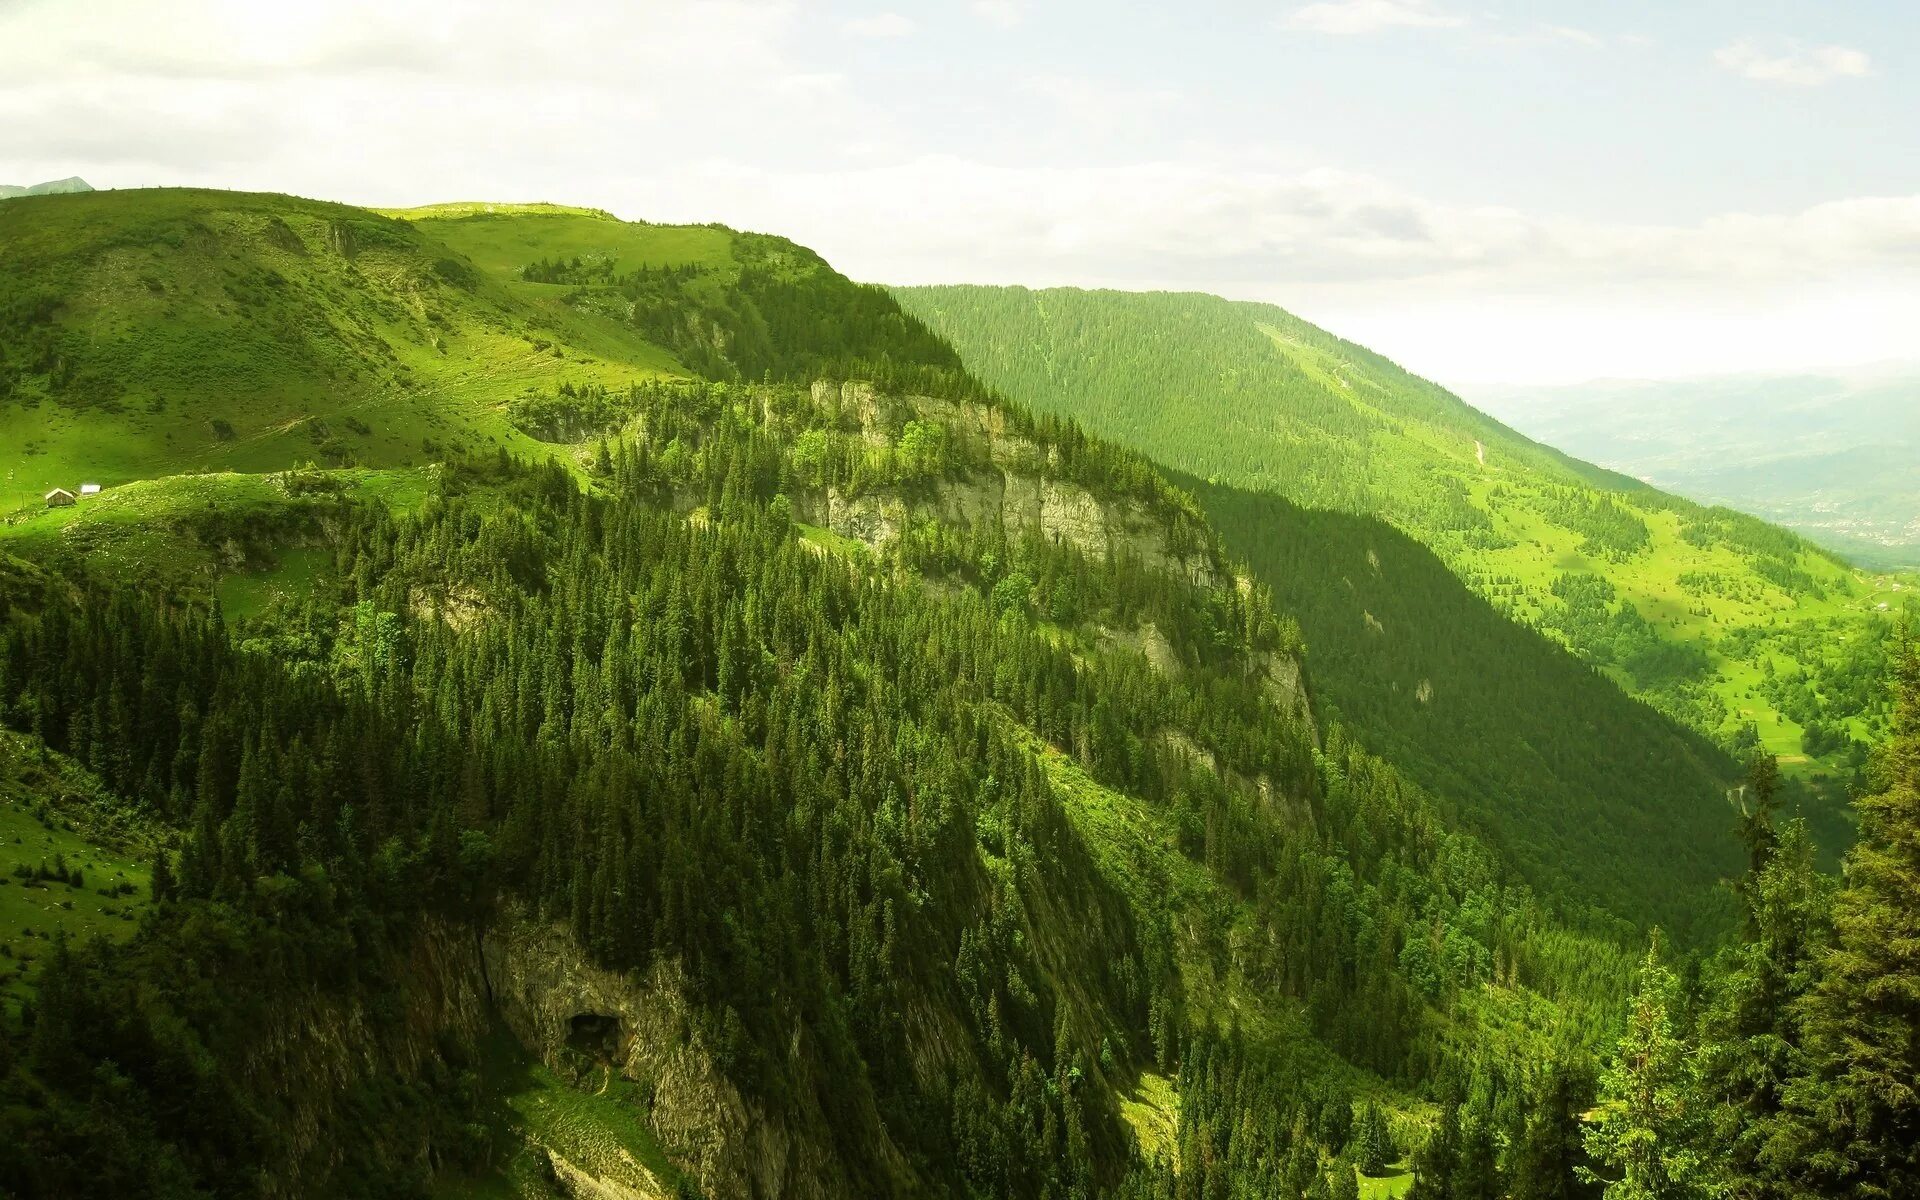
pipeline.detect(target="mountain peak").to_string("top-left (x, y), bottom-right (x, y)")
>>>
top-left (0, 176), bottom-right (93, 200)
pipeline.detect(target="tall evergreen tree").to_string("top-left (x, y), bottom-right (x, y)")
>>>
top-left (1583, 938), bottom-right (1715, 1200)
top-left (1357, 1100), bottom-right (1393, 1175)
top-left (1696, 808), bottom-right (1830, 1200)
top-left (1511, 1066), bottom-right (1595, 1200)
top-left (1782, 629), bottom-right (1920, 1197)
top-left (1411, 1101), bottom-right (1462, 1200)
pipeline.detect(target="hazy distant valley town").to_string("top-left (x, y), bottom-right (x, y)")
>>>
top-left (2, 2), bottom-right (1918, 1198)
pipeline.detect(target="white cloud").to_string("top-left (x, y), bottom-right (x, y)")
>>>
top-left (1285, 0), bottom-right (1465, 36)
top-left (693, 158), bottom-right (1920, 297)
top-left (0, 0), bottom-right (870, 192)
top-left (1541, 25), bottom-right (1604, 47)
top-left (0, 0), bottom-right (1911, 386)
top-left (970, 0), bottom-right (1022, 29)
top-left (843, 12), bottom-right (913, 38)
top-left (658, 156), bottom-right (1920, 383)
top-left (1714, 39), bottom-right (1873, 87)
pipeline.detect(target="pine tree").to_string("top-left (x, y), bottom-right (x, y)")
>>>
top-left (1510, 1066), bottom-right (1595, 1200)
top-left (1357, 1101), bottom-right (1393, 1175)
top-left (1411, 1101), bottom-right (1461, 1200)
top-left (1452, 1107), bottom-right (1501, 1200)
top-left (1331, 1158), bottom-right (1362, 1200)
top-left (1582, 937), bottom-right (1714, 1200)
top-left (1781, 629), bottom-right (1920, 1196)
top-left (148, 849), bottom-right (175, 904)
top-left (1696, 811), bottom-right (1829, 1200)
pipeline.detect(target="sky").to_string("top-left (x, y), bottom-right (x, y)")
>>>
top-left (2, 0), bottom-right (1917, 387)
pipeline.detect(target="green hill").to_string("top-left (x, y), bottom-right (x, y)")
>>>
top-left (1186, 476), bottom-right (1765, 925)
top-left (0, 188), bottom-right (1665, 1198)
top-left (892, 285), bottom-right (1909, 782)
top-left (0, 189), bottom-right (726, 514)
top-left (0, 188), bottom-right (955, 520)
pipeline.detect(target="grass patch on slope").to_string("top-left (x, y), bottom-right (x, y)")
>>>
top-left (0, 189), bottom-right (689, 512)
top-left (436, 1027), bottom-right (691, 1200)
top-left (0, 731), bottom-right (160, 1015)
top-left (0, 468), bottom-right (432, 594)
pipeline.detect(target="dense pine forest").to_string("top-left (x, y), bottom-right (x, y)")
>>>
top-left (0, 191), bottom-right (1915, 1199)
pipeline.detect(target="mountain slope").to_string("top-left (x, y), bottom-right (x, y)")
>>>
top-left (893, 285), bottom-right (1906, 779)
top-left (0, 189), bottom-right (956, 516)
top-left (1185, 476), bottom-right (1763, 925)
top-left (0, 189), bottom-right (1655, 1198)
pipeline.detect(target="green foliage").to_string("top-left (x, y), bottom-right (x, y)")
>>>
top-left (892, 285), bottom-right (1884, 775)
top-left (9, 187), bottom-right (1900, 1199)
top-left (1779, 631), bottom-right (1920, 1194)
top-left (0, 385), bottom-right (1655, 1194)
top-left (1189, 481), bottom-right (1739, 936)
top-left (1582, 940), bottom-right (1715, 1200)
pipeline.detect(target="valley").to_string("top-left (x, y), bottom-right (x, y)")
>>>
top-left (1468, 370), bottom-right (1920, 569)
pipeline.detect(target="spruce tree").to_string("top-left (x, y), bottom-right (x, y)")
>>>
top-left (1511, 1066), bottom-right (1594, 1200)
top-left (1357, 1100), bottom-right (1393, 1175)
top-left (1696, 812), bottom-right (1829, 1200)
top-left (1782, 630), bottom-right (1920, 1196)
top-left (1411, 1101), bottom-right (1462, 1200)
top-left (1582, 937), bottom-right (1714, 1200)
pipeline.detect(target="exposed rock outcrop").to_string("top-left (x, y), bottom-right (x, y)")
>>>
top-left (483, 905), bottom-right (916, 1200)
top-left (796, 381), bottom-right (1221, 589)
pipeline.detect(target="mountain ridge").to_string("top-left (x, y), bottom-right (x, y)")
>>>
top-left (0, 177), bottom-right (92, 200)
top-left (893, 283), bottom-right (1907, 786)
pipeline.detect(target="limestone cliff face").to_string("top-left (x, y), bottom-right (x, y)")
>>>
top-left (482, 905), bottom-right (919, 1200)
top-left (798, 381), bottom-right (1221, 590)
top-left (246, 904), bottom-right (925, 1200)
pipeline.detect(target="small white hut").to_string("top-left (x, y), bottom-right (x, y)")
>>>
top-left (79, 482), bottom-right (101, 496)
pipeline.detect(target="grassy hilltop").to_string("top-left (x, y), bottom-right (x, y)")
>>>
top-left (894, 285), bottom-right (1912, 783)
top-left (0, 189), bottom-right (708, 514)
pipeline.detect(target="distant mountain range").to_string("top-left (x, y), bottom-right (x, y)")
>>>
top-left (0, 176), bottom-right (92, 199)
top-left (1469, 370), bottom-right (1920, 567)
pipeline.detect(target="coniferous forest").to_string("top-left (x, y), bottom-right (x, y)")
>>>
top-left (0, 186), bottom-right (1914, 1200)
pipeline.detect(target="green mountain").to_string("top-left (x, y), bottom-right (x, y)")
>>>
top-left (1183, 476), bottom-right (1786, 918)
top-left (1470, 370), bottom-right (1920, 568)
top-left (0, 188), bottom-right (1667, 1198)
top-left (892, 285), bottom-right (1909, 785)
top-left (0, 177), bottom-right (92, 200)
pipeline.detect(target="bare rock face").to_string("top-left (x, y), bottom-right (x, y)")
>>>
top-left (1037, 479), bottom-right (1109, 560)
top-left (801, 380), bottom-right (1220, 588)
top-left (482, 907), bottom-right (905, 1200)
top-left (824, 488), bottom-right (906, 547)
top-left (1101, 622), bottom-right (1183, 677)
top-left (1258, 650), bottom-right (1315, 737)
top-left (324, 220), bottom-right (360, 260)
